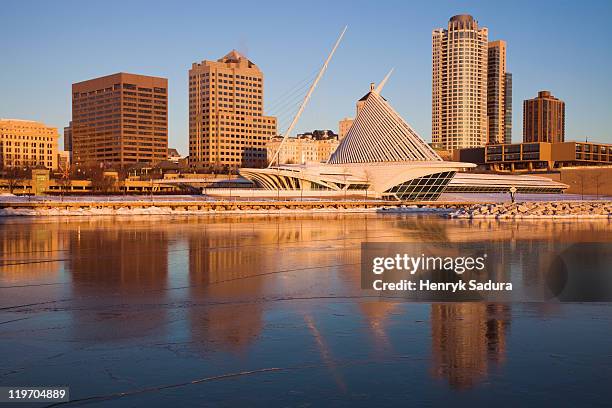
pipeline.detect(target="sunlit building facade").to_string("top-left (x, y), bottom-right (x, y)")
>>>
top-left (523, 91), bottom-right (565, 143)
top-left (432, 14), bottom-right (489, 151)
top-left (189, 50), bottom-right (277, 168)
top-left (0, 119), bottom-right (59, 169)
top-left (338, 117), bottom-right (354, 141)
top-left (266, 130), bottom-right (339, 164)
top-left (72, 73), bottom-right (168, 168)
top-left (487, 40), bottom-right (512, 144)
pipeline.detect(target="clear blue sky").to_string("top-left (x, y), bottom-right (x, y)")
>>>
top-left (1, 0), bottom-right (611, 155)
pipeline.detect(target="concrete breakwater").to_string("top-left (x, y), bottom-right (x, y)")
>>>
top-left (449, 201), bottom-right (612, 219)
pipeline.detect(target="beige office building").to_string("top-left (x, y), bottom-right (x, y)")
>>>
top-left (0, 119), bottom-right (59, 169)
top-left (267, 131), bottom-right (339, 165)
top-left (432, 14), bottom-right (489, 151)
top-left (487, 40), bottom-right (512, 144)
top-left (57, 151), bottom-right (70, 170)
top-left (189, 50), bottom-right (277, 168)
top-left (338, 117), bottom-right (354, 141)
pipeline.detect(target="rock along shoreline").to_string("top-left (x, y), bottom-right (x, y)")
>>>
top-left (448, 201), bottom-right (612, 219)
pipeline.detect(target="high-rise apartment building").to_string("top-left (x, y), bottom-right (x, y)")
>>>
top-left (72, 73), bottom-right (168, 168)
top-left (189, 50), bottom-right (277, 169)
top-left (487, 40), bottom-right (512, 144)
top-left (0, 119), bottom-right (59, 169)
top-left (523, 91), bottom-right (565, 143)
top-left (432, 14), bottom-right (489, 151)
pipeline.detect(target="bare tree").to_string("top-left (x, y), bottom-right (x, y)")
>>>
top-left (4, 167), bottom-right (30, 195)
top-left (57, 163), bottom-right (72, 200)
top-left (90, 170), bottom-right (116, 194)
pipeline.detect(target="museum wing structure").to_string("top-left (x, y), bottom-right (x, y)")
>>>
top-left (240, 84), bottom-right (568, 201)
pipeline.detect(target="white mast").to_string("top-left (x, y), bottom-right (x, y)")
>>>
top-left (374, 68), bottom-right (394, 94)
top-left (268, 25), bottom-right (347, 168)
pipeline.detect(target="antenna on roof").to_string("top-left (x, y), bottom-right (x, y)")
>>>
top-left (374, 68), bottom-right (394, 94)
top-left (268, 25), bottom-right (347, 168)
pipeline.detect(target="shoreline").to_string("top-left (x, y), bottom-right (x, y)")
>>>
top-left (449, 201), bottom-right (612, 219)
top-left (0, 198), bottom-right (610, 219)
top-left (0, 205), bottom-right (451, 217)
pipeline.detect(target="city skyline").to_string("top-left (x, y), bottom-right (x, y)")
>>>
top-left (1, 0), bottom-right (611, 156)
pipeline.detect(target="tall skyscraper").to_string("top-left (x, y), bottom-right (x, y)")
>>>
top-left (487, 40), bottom-right (512, 144)
top-left (432, 14), bottom-right (489, 151)
top-left (523, 91), bottom-right (565, 143)
top-left (0, 118), bottom-right (59, 169)
top-left (72, 73), bottom-right (168, 168)
top-left (189, 50), bottom-right (277, 169)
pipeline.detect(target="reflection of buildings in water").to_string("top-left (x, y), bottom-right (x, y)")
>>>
top-left (187, 227), bottom-right (267, 354)
top-left (188, 215), bottom-right (365, 287)
top-left (393, 217), bottom-right (612, 244)
top-left (392, 217), bottom-right (452, 243)
top-left (436, 218), bottom-right (612, 243)
top-left (304, 314), bottom-right (348, 393)
top-left (68, 226), bottom-right (169, 291)
top-left (0, 221), bottom-right (66, 282)
top-left (430, 303), bottom-right (511, 389)
top-left (65, 225), bottom-right (170, 342)
top-left (392, 217), bottom-right (612, 302)
top-left (358, 301), bottom-right (400, 352)
top-left (184, 215), bottom-right (368, 353)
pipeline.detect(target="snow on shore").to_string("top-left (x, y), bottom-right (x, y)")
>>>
top-left (449, 201), bottom-right (612, 219)
top-left (0, 204), bottom-right (451, 217)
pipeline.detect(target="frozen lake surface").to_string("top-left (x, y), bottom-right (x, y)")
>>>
top-left (1, 214), bottom-right (611, 406)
